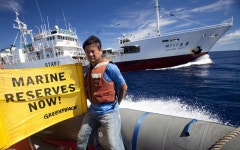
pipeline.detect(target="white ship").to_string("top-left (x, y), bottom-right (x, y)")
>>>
top-left (103, 0), bottom-right (233, 72)
top-left (0, 1), bottom-right (233, 72)
top-left (0, 8), bottom-right (87, 69)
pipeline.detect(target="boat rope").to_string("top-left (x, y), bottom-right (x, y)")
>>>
top-left (210, 127), bottom-right (240, 150)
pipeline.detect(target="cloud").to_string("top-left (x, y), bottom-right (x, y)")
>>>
top-left (0, 0), bottom-right (23, 12)
top-left (105, 5), bottom-right (179, 40)
top-left (217, 29), bottom-right (240, 45)
top-left (191, 0), bottom-right (233, 13)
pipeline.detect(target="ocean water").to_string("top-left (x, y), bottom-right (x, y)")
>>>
top-left (120, 50), bottom-right (240, 127)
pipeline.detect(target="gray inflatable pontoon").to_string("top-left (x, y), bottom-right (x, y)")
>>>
top-left (32, 108), bottom-right (240, 150)
top-left (96, 108), bottom-right (240, 150)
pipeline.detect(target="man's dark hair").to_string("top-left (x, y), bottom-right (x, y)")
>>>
top-left (82, 35), bottom-right (102, 50)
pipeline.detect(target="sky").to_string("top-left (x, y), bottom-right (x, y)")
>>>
top-left (0, 0), bottom-right (240, 51)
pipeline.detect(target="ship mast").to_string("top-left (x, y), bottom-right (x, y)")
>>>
top-left (155, 0), bottom-right (160, 36)
top-left (13, 8), bottom-right (33, 49)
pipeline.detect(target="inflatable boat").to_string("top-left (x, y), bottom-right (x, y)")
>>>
top-left (27, 108), bottom-right (240, 150)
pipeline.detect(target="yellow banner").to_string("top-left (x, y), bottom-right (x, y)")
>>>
top-left (0, 63), bottom-right (87, 149)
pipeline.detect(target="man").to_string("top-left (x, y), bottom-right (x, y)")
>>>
top-left (76, 35), bottom-right (127, 150)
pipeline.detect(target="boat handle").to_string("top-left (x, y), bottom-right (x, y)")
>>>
top-left (184, 119), bottom-right (197, 136)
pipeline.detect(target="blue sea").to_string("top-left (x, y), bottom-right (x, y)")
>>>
top-left (120, 50), bottom-right (240, 127)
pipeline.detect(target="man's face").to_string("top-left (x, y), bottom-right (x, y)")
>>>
top-left (84, 44), bottom-right (102, 66)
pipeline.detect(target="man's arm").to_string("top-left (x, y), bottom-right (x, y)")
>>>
top-left (118, 83), bottom-right (128, 104)
top-left (105, 63), bottom-right (127, 104)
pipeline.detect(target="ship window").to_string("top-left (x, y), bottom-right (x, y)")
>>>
top-left (122, 45), bottom-right (140, 54)
top-left (51, 30), bottom-right (57, 34)
top-left (209, 34), bottom-right (218, 37)
top-left (170, 39), bottom-right (179, 42)
top-left (120, 38), bottom-right (130, 44)
top-left (162, 39), bottom-right (169, 43)
top-left (102, 49), bottom-right (113, 57)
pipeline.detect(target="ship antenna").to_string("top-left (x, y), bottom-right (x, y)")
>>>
top-left (47, 16), bottom-right (50, 31)
top-left (62, 10), bottom-right (67, 29)
top-left (13, 31), bottom-right (19, 46)
top-left (34, 0), bottom-right (44, 24)
top-left (155, 0), bottom-right (160, 36)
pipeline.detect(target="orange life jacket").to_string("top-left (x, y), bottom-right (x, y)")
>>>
top-left (84, 58), bottom-right (116, 104)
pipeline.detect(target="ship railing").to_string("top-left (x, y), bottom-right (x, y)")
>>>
top-left (34, 30), bottom-right (78, 41)
top-left (162, 19), bottom-right (233, 37)
top-left (4, 57), bottom-right (20, 65)
top-left (120, 17), bottom-right (233, 43)
top-left (42, 28), bottom-right (78, 37)
top-left (26, 56), bottom-right (39, 62)
top-left (24, 52), bottom-right (55, 62)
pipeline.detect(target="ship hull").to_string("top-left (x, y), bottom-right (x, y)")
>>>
top-left (2, 52), bottom-right (207, 72)
top-left (115, 52), bottom-right (207, 72)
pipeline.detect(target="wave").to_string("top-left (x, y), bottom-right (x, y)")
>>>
top-left (121, 95), bottom-right (223, 124)
top-left (151, 54), bottom-right (213, 70)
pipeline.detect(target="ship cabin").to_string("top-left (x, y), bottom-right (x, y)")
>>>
top-left (31, 25), bottom-right (85, 61)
